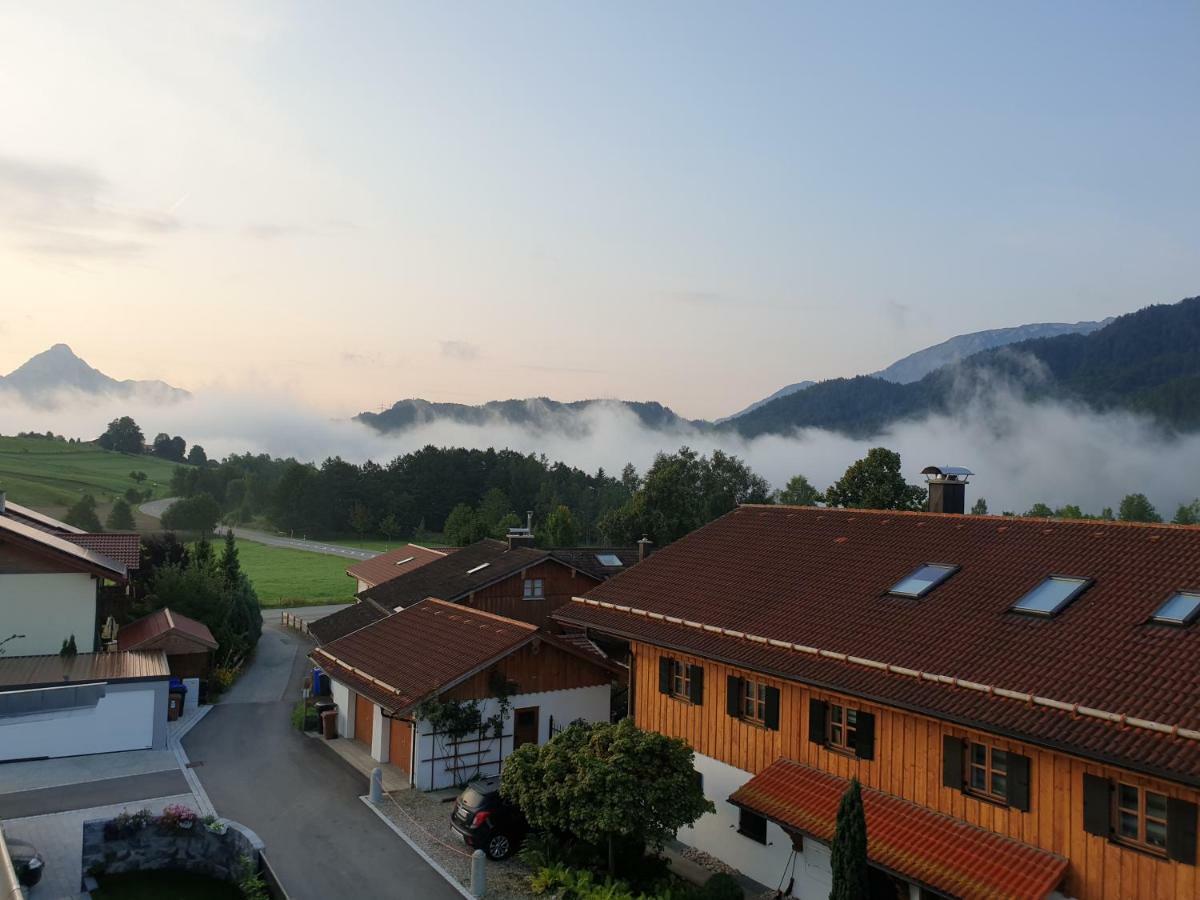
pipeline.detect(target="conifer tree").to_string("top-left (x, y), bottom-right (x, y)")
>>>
top-left (830, 778), bottom-right (869, 900)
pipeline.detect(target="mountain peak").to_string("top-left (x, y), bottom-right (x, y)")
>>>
top-left (0, 344), bottom-right (189, 406)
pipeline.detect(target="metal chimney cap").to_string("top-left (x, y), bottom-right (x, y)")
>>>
top-left (921, 465), bottom-right (974, 480)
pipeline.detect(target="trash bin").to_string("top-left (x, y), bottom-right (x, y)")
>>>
top-left (168, 692), bottom-right (184, 721)
top-left (321, 709), bottom-right (338, 740)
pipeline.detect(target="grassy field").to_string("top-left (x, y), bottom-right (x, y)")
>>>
top-left (0, 435), bottom-right (180, 520)
top-left (234, 540), bottom-right (357, 607)
top-left (325, 534), bottom-right (448, 552)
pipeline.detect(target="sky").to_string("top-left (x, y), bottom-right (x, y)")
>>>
top-left (1, 2), bottom-right (1197, 421)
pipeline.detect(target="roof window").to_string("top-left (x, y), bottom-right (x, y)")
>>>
top-left (1011, 576), bottom-right (1090, 617)
top-left (466, 562), bottom-right (490, 575)
top-left (888, 563), bottom-right (958, 599)
top-left (1151, 591), bottom-right (1200, 626)
top-left (595, 553), bottom-right (623, 567)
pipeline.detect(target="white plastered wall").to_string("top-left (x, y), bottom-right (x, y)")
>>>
top-left (0, 572), bottom-right (97, 656)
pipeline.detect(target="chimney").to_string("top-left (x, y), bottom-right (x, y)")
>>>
top-left (637, 535), bottom-right (653, 562)
top-left (921, 466), bottom-right (973, 515)
top-left (507, 511), bottom-right (536, 550)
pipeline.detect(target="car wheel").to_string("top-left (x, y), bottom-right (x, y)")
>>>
top-left (485, 833), bottom-right (513, 860)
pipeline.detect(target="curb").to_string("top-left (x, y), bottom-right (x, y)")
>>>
top-left (358, 796), bottom-right (474, 899)
top-left (170, 706), bottom-right (216, 818)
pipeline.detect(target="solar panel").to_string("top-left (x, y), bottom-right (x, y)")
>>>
top-left (1152, 591), bottom-right (1200, 625)
top-left (1012, 576), bottom-right (1090, 616)
top-left (595, 553), bottom-right (623, 567)
top-left (888, 563), bottom-right (958, 598)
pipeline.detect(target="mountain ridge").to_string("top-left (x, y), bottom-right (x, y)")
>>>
top-left (0, 344), bottom-right (190, 406)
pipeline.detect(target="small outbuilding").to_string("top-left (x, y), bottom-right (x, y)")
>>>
top-left (117, 608), bottom-right (218, 679)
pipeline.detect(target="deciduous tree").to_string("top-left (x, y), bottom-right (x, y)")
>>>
top-left (824, 448), bottom-right (925, 511)
top-left (776, 474), bottom-right (822, 507)
top-left (539, 504), bottom-right (578, 546)
top-left (1118, 492), bottom-right (1161, 523)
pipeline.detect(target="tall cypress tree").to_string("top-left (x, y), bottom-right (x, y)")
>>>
top-left (830, 778), bottom-right (869, 900)
top-left (219, 530), bottom-right (241, 589)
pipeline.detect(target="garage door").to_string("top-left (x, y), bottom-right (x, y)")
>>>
top-left (0, 685), bottom-right (158, 762)
top-left (389, 719), bottom-right (412, 775)
top-left (354, 693), bottom-right (374, 748)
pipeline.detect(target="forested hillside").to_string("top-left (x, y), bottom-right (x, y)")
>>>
top-left (732, 296), bottom-right (1200, 437)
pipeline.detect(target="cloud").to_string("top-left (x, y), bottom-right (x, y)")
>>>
top-left (2, 384), bottom-right (1198, 520)
top-left (0, 155), bottom-right (180, 260)
top-left (244, 221), bottom-right (356, 240)
top-left (669, 290), bottom-right (731, 307)
top-left (439, 340), bottom-right (481, 361)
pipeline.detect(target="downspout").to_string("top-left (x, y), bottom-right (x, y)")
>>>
top-left (0, 826), bottom-right (23, 900)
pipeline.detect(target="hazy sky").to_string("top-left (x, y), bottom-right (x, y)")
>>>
top-left (1, 2), bottom-right (1197, 419)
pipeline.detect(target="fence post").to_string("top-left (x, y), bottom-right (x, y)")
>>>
top-left (471, 848), bottom-right (486, 897)
top-left (369, 767), bottom-right (384, 805)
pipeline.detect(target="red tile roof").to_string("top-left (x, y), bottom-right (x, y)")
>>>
top-left (311, 599), bottom-right (539, 714)
top-left (64, 533), bottom-right (142, 569)
top-left (345, 543), bottom-right (451, 589)
top-left (117, 608), bottom-right (218, 653)
top-left (557, 505), bottom-right (1200, 783)
top-left (730, 758), bottom-right (1068, 900)
top-left (0, 515), bottom-right (127, 581)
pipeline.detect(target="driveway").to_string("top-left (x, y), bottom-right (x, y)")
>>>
top-left (139, 498), bottom-right (381, 562)
top-left (183, 624), bottom-right (459, 899)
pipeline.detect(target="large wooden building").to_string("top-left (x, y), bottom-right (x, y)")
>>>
top-left (556, 504), bottom-right (1200, 900)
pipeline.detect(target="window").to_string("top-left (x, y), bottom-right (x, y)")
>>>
top-left (595, 553), bottom-right (623, 567)
top-left (523, 578), bottom-right (544, 599)
top-left (889, 563), bottom-right (958, 598)
top-left (1115, 783), bottom-right (1169, 854)
top-left (827, 703), bottom-right (858, 753)
top-left (966, 742), bottom-right (1008, 801)
top-left (742, 678), bottom-right (768, 725)
top-left (1011, 576), bottom-right (1090, 616)
top-left (1152, 591), bottom-right (1200, 626)
top-left (737, 808), bottom-right (767, 844)
top-left (669, 659), bottom-right (691, 700)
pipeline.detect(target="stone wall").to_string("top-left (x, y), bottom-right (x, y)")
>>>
top-left (80, 816), bottom-right (264, 889)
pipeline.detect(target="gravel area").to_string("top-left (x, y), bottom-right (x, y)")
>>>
top-left (375, 787), bottom-right (534, 900)
top-left (680, 846), bottom-right (740, 877)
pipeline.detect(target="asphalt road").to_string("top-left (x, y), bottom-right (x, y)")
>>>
top-left (183, 625), bottom-right (458, 900)
top-left (139, 498), bottom-right (381, 561)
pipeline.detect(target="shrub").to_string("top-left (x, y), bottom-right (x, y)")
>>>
top-left (699, 872), bottom-right (742, 900)
top-left (158, 804), bottom-right (199, 832)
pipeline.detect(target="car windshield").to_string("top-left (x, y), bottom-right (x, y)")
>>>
top-left (461, 785), bottom-right (492, 807)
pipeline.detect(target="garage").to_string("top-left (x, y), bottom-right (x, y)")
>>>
top-left (0, 650), bottom-right (170, 762)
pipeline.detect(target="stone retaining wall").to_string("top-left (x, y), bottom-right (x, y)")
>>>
top-left (81, 816), bottom-right (264, 889)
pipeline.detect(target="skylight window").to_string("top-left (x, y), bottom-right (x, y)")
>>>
top-left (888, 563), bottom-right (957, 598)
top-left (1011, 576), bottom-right (1090, 616)
top-left (595, 553), bottom-right (623, 567)
top-left (1152, 592), bottom-right (1200, 626)
top-left (466, 562), bottom-right (490, 575)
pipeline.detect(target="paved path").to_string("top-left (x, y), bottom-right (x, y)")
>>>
top-left (183, 624), bottom-right (459, 900)
top-left (0, 770), bottom-right (190, 820)
top-left (140, 498), bottom-right (381, 561)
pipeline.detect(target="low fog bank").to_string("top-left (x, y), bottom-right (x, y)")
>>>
top-left (2, 389), bottom-right (1197, 517)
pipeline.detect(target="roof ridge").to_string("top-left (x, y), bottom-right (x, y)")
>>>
top-left (163, 608), bottom-right (175, 630)
top-left (739, 503), bottom-right (1200, 531)
top-left (569, 595), bottom-right (1200, 744)
top-left (419, 597), bottom-right (538, 630)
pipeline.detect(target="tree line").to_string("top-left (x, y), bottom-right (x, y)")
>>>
top-left (96, 415), bottom-right (208, 465)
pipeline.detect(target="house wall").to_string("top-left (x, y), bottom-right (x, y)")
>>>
top-left (468, 561), bottom-right (600, 627)
top-left (442, 640), bottom-right (613, 701)
top-left (413, 684), bottom-right (611, 791)
top-left (331, 679), bottom-right (353, 740)
top-left (633, 642), bottom-right (1200, 900)
top-left (0, 680), bottom-right (168, 762)
top-left (0, 571), bottom-right (98, 655)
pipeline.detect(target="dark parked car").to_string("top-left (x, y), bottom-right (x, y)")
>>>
top-left (5, 836), bottom-right (44, 887)
top-left (450, 777), bottom-right (527, 860)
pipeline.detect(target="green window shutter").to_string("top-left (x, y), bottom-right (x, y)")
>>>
top-left (808, 699), bottom-right (828, 744)
top-left (658, 657), bottom-right (670, 694)
top-left (1167, 797), bottom-right (1198, 865)
top-left (942, 735), bottom-right (965, 789)
top-left (1006, 754), bottom-right (1031, 812)
top-left (726, 676), bottom-right (743, 718)
top-left (764, 687), bottom-right (781, 731)
top-left (854, 711), bottom-right (875, 760)
top-left (688, 665), bottom-right (704, 705)
top-left (1082, 773), bottom-right (1112, 837)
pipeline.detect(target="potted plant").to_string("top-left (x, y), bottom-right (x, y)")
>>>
top-left (159, 804), bottom-right (199, 833)
top-left (202, 815), bottom-right (229, 836)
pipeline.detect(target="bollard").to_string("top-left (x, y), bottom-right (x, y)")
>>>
top-left (470, 848), bottom-right (486, 898)
top-left (369, 767), bottom-right (384, 805)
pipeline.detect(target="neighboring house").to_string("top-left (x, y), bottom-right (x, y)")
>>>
top-left (0, 650), bottom-right (170, 762)
top-left (355, 536), bottom-right (638, 630)
top-left (117, 607), bottom-right (218, 678)
top-left (0, 495), bottom-right (138, 656)
top-left (345, 543), bottom-right (452, 593)
top-left (311, 599), bottom-right (620, 790)
top-left (555, 504), bottom-right (1200, 900)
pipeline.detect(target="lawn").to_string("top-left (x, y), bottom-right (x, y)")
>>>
top-left (0, 435), bottom-right (180, 515)
top-left (234, 540), bottom-right (358, 607)
top-left (324, 535), bottom-right (448, 552)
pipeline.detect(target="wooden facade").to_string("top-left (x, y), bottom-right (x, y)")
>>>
top-left (633, 641), bottom-right (1199, 900)
top-left (444, 639), bottom-right (613, 702)
top-left (469, 561), bottom-right (600, 628)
